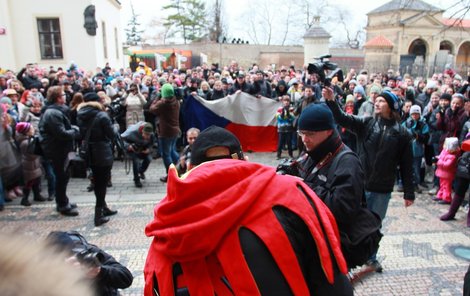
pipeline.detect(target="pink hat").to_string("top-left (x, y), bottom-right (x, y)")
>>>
top-left (16, 122), bottom-right (31, 134)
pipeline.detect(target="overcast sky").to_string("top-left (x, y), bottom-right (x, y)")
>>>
top-left (119, 0), bottom-right (462, 45)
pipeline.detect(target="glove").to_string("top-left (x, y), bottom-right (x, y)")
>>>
top-left (71, 125), bottom-right (80, 139)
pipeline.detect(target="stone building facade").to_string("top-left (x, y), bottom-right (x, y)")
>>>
top-left (364, 0), bottom-right (470, 76)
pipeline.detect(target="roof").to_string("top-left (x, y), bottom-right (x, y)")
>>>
top-left (364, 35), bottom-right (394, 48)
top-left (368, 0), bottom-right (443, 14)
top-left (303, 25), bottom-right (331, 39)
top-left (442, 18), bottom-right (470, 28)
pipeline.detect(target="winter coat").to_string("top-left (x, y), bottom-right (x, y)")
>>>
top-left (435, 149), bottom-right (458, 180)
top-left (437, 107), bottom-right (467, 150)
top-left (0, 119), bottom-right (18, 170)
top-left (402, 117), bottom-right (430, 158)
top-left (209, 89), bottom-right (226, 101)
top-left (326, 100), bottom-right (415, 200)
top-left (77, 102), bottom-right (116, 167)
top-left (16, 133), bottom-right (42, 183)
top-left (228, 81), bottom-right (257, 96)
top-left (427, 107), bottom-right (443, 146)
top-left (276, 106), bottom-right (295, 133)
top-left (123, 92), bottom-right (146, 128)
top-left (149, 97), bottom-right (181, 138)
top-left (121, 121), bottom-right (155, 150)
top-left (38, 104), bottom-right (78, 160)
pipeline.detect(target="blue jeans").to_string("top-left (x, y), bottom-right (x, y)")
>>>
top-left (277, 132), bottom-right (293, 157)
top-left (365, 190), bottom-right (391, 261)
top-left (159, 137), bottom-right (179, 172)
top-left (42, 159), bottom-right (56, 197)
top-left (131, 152), bottom-right (151, 181)
top-left (412, 157), bottom-right (422, 186)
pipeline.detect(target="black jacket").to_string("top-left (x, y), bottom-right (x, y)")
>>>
top-left (299, 133), bottom-right (363, 241)
top-left (88, 244), bottom-right (133, 296)
top-left (326, 100), bottom-right (415, 200)
top-left (228, 81), bottom-right (257, 95)
top-left (38, 104), bottom-right (78, 160)
top-left (77, 102), bottom-right (116, 167)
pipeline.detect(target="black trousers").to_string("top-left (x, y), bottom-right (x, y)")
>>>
top-left (50, 156), bottom-right (70, 208)
top-left (90, 165), bottom-right (111, 208)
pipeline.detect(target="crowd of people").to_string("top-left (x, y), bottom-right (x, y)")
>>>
top-left (1, 59), bottom-right (470, 294)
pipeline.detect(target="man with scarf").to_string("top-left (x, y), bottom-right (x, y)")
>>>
top-left (297, 104), bottom-right (381, 270)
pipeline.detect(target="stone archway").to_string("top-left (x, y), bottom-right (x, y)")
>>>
top-left (456, 41), bottom-right (470, 70)
top-left (408, 38), bottom-right (427, 60)
top-left (440, 40), bottom-right (454, 54)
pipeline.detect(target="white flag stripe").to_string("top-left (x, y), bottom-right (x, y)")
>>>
top-left (193, 93), bottom-right (280, 126)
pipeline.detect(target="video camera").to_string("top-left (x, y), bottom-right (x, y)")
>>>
top-left (72, 247), bottom-right (101, 267)
top-left (307, 55), bottom-right (344, 87)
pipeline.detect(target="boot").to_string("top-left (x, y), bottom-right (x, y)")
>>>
top-left (103, 202), bottom-right (118, 216)
top-left (32, 186), bottom-right (46, 202)
top-left (467, 211), bottom-right (470, 227)
top-left (94, 207), bottom-right (110, 227)
top-left (440, 194), bottom-right (464, 221)
top-left (21, 188), bottom-right (31, 207)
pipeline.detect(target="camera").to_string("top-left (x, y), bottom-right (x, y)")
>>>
top-left (73, 247), bottom-right (100, 267)
top-left (307, 55), bottom-right (343, 87)
top-left (276, 158), bottom-right (300, 176)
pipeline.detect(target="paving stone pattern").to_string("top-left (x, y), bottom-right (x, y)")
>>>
top-left (1, 152), bottom-right (469, 295)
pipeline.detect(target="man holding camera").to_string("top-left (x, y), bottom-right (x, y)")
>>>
top-left (121, 122), bottom-right (155, 188)
top-left (296, 104), bottom-right (381, 270)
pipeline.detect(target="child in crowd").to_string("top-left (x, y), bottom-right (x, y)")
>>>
top-left (177, 127), bottom-right (200, 175)
top-left (276, 95), bottom-right (295, 159)
top-left (441, 134), bottom-right (470, 227)
top-left (402, 105), bottom-right (429, 192)
top-left (434, 137), bottom-right (460, 204)
top-left (15, 122), bottom-right (46, 206)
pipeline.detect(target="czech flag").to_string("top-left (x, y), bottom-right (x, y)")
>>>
top-left (183, 93), bottom-right (280, 152)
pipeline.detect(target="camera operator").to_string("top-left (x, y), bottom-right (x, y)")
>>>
top-left (121, 121), bottom-right (155, 188)
top-left (47, 231), bottom-right (133, 296)
top-left (295, 104), bottom-right (380, 270)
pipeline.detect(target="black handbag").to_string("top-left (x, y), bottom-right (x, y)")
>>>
top-left (79, 116), bottom-right (100, 163)
top-left (26, 135), bottom-right (43, 156)
top-left (456, 152), bottom-right (470, 180)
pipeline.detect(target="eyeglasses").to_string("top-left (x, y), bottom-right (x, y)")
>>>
top-left (297, 130), bottom-right (317, 137)
top-left (61, 93), bottom-right (66, 97)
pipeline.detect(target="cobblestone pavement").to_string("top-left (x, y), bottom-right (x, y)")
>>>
top-left (1, 152), bottom-right (469, 295)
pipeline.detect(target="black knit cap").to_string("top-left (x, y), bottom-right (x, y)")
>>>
top-left (298, 103), bottom-right (335, 131)
top-left (190, 126), bottom-right (244, 166)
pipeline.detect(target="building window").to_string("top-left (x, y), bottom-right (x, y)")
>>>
top-left (114, 27), bottom-right (119, 59)
top-left (102, 21), bottom-right (108, 59)
top-left (37, 18), bottom-right (63, 60)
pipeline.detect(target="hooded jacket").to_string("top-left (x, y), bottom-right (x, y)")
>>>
top-left (144, 160), bottom-right (351, 296)
top-left (77, 101), bottom-right (116, 167)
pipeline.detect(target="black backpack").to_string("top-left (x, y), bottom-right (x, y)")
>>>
top-left (325, 149), bottom-right (383, 268)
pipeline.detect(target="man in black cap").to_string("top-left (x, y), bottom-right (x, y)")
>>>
top-left (296, 104), bottom-right (381, 270)
top-left (144, 125), bottom-right (353, 296)
top-left (228, 71), bottom-right (256, 95)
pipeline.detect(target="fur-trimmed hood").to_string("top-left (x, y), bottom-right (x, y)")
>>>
top-left (77, 101), bottom-right (105, 112)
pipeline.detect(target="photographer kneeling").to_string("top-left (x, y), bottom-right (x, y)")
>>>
top-left (296, 104), bottom-right (381, 271)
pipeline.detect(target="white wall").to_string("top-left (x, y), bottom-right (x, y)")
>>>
top-left (93, 0), bottom-right (123, 69)
top-left (0, 0), bottom-right (122, 72)
top-left (0, 0), bottom-right (17, 70)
